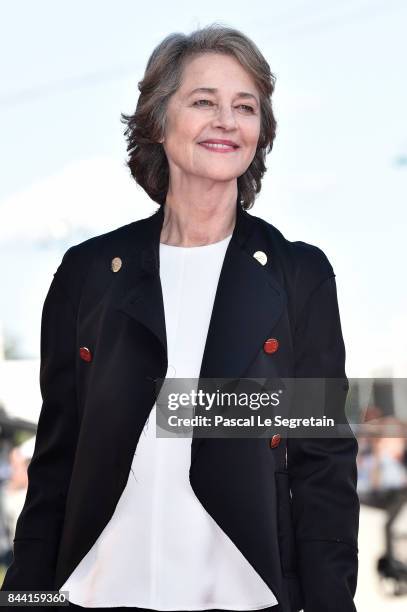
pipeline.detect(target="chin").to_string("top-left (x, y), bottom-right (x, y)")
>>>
top-left (197, 168), bottom-right (243, 182)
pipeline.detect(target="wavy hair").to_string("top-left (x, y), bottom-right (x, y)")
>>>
top-left (120, 23), bottom-right (277, 210)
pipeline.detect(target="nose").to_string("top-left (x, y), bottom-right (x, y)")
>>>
top-left (211, 104), bottom-right (238, 130)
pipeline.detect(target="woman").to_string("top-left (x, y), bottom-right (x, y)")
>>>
top-left (0, 24), bottom-right (359, 612)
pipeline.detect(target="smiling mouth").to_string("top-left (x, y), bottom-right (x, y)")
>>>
top-left (198, 142), bottom-right (239, 152)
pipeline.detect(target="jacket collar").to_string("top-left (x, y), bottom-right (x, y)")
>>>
top-left (116, 198), bottom-right (286, 384)
top-left (139, 197), bottom-right (254, 275)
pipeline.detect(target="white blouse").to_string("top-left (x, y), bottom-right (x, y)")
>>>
top-left (60, 233), bottom-right (278, 610)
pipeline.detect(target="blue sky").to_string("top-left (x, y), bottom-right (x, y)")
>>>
top-left (0, 0), bottom-right (406, 376)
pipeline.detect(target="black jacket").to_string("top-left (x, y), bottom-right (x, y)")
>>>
top-left (1, 200), bottom-right (360, 611)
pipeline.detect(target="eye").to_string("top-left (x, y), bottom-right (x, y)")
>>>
top-left (193, 99), bottom-right (214, 107)
top-left (239, 104), bottom-right (255, 113)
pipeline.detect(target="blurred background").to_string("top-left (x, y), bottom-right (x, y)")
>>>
top-left (0, 1), bottom-right (406, 609)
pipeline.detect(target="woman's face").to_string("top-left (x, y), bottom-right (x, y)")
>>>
top-left (161, 53), bottom-right (261, 185)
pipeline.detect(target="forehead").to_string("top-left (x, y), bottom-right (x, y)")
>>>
top-left (178, 53), bottom-right (258, 93)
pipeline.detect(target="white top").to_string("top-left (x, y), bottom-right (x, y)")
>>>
top-left (60, 233), bottom-right (278, 610)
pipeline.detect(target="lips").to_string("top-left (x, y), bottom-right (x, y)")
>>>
top-left (199, 139), bottom-right (239, 148)
top-left (198, 139), bottom-right (240, 152)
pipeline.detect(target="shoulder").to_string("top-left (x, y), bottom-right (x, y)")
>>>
top-left (246, 209), bottom-right (335, 286)
top-left (245, 209), bottom-right (337, 322)
top-left (50, 215), bottom-right (150, 306)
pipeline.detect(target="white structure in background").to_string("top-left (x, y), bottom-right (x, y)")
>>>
top-left (0, 358), bottom-right (42, 423)
top-left (18, 436), bottom-right (35, 461)
top-left (0, 320), bottom-right (5, 361)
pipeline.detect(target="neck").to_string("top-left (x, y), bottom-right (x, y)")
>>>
top-left (160, 193), bottom-right (238, 247)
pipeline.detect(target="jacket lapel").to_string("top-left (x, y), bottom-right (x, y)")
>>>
top-left (114, 209), bottom-right (168, 362)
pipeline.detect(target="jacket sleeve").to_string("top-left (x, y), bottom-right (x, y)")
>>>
top-left (287, 267), bottom-right (360, 611)
top-left (1, 248), bottom-right (80, 593)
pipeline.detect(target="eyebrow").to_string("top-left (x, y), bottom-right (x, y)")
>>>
top-left (187, 87), bottom-right (259, 105)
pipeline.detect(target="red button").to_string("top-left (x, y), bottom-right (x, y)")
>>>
top-left (79, 346), bottom-right (92, 362)
top-left (269, 434), bottom-right (281, 448)
top-left (263, 338), bottom-right (279, 354)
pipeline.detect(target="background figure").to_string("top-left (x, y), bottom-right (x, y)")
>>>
top-left (3, 438), bottom-right (34, 548)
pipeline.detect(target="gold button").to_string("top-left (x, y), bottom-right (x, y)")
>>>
top-left (111, 257), bottom-right (122, 273)
top-left (253, 250), bottom-right (267, 266)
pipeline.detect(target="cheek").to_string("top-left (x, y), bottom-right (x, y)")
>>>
top-left (165, 133), bottom-right (200, 169)
top-left (167, 119), bottom-right (198, 154)
top-left (171, 109), bottom-right (201, 138)
top-left (247, 121), bottom-right (261, 146)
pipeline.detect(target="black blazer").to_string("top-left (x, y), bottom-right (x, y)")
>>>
top-left (1, 200), bottom-right (360, 612)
